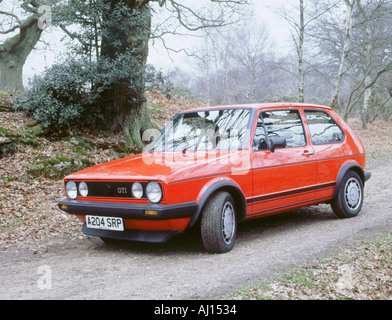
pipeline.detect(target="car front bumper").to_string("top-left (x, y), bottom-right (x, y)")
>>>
top-left (58, 199), bottom-right (197, 243)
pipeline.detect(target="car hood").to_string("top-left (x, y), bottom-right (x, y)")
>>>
top-left (65, 151), bottom-right (251, 183)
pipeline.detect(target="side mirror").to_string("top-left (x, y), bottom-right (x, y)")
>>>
top-left (257, 139), bottom-right (268, 151)
top-left (269, 136), bottom-right (286, 152)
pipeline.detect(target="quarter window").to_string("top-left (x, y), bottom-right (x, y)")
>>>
top-left (304, 110), bottom-right (344, 145)
top-left (261, 110), bottom-right (306, 148)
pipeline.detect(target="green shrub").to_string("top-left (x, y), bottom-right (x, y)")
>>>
top-left (15, 53), bottom-right (150, 135)
top-left (15, 59), bottom-right (102, 134)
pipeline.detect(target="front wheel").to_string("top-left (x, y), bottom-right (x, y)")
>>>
top-left (201, 191), bottom-right (237, 253)
top-left (331, 171), bottom-right (364, 219)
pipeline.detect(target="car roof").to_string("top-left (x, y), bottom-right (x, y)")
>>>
top-left (183, 102), bottom-right (332, 113)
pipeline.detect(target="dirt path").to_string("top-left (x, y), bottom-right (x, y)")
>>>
top-left (0, 157), bottom-right (391, 300)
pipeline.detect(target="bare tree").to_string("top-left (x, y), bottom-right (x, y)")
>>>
top-left (357, 0), bottom-right (371, 127)
top-left (272, 0), bottom-right (336, 103)
top-left (191, 17), bottom-right (271, 105)
top-left (228, 19), bottom-right (270, 103)
top-left (306, 0), bottom-right (392, 124)
top-left (272, 0), bottom-right (307, 102)
top-left (336, 0), bottom-right (392, 124)
top-left (355, 0), bottom-right (392, 128)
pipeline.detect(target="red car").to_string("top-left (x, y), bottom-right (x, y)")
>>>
top-left (58, 103), bottom-right (371, 253)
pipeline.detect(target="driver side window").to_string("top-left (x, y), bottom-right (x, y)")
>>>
top-left (262, 110), bottom-right (306, 148)
top-left (252, 109), bottom-right (307, 151)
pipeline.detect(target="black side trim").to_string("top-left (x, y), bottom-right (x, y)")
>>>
top-left (247, 182), bottom-right (336, 204)
top-left (248, 196), bottom-right (332, 217)
top-left (82, 224), bottom-right (179, 243)
top-left (58, 200), bottom-right (197, 220)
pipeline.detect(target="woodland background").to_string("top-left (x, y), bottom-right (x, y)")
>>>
top-left (1, 0), bottom-right (392, 144)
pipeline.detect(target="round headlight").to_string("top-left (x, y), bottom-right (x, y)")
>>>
top-left (146, 182), bottom-right (162, 204)
top-left (66, 180), bottom-right (77, 200)
top-left (78, 182), bottom-right (88, 197)
top-left (131, 182), bottom-right (143, 199)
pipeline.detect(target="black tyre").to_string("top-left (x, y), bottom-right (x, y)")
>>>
top-left (331, 170), bottom-right (364, 219)
top-left (201, 191), bottom-right (237, 253)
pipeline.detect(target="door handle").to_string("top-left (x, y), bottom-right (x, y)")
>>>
top-left (302, 151), bottom-right (314, 156)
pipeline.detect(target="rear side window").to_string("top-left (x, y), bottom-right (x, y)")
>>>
top-left (261, 110), bottom-right (306, 148)
top-left (304, 110), bottom-right (344, 145)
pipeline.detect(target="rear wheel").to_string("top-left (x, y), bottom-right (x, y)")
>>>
top-left (331, 171), bottom-right (364, 219)
top-left (201, 191), bottom-right (237, 253)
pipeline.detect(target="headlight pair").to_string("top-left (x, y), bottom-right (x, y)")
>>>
top-left (65, 180), bottom-right (162, 204)
top-left (132, 181), bottom-right (162, 204)
top-left (65, 180), bottom-right (88, 200)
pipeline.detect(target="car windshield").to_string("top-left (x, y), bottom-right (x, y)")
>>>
top-left (148, 108), bottom-right (251, 152)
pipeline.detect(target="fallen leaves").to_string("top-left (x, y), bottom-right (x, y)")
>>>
top-left (146, 90), bottom-right (207, 127)
top-left (0, 91), bottom-right (205, 250)
top-left (0, 178), bottom-right (82, 249)
top-left (348, 118), bottom-right (392, 159)
top-left (227, 234), bottom-right (392, 300)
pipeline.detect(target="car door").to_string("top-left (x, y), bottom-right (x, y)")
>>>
top-left (303, 109), bottom-right (346, 200)
top-left (249, 108), bottom-right (318, 217)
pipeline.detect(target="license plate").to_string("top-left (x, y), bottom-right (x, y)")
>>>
top-left (86, 215), bottom-right (124, 232)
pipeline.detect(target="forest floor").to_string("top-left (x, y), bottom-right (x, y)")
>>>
top-left (0, 92), bottom-right (392, 300)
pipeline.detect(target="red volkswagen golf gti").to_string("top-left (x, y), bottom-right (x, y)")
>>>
top-left (59, 103), bottom-right (371, 253)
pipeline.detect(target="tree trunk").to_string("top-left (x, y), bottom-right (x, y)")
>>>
top-left (357, 0), bottom-right (372, 129)
top-left (100, 0), bottom-right (153, 150)
top-left (0, 57), bottom-right (24, 92)
top-left (298, 0), bottom-right (305, 103)
top-left (361, 78), bottom-right (371, 129)
top-left (331, 0), bottom-right (355, 113)
top-left (0, 15), bottom-right (43, 92)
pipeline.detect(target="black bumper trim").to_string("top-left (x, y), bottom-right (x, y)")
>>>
top-left (82, 223), bottom-right (179, 243)
top-left (58, 199), bottom-right (197, 220)
top-left (364, 171), bottom-right (371, 182)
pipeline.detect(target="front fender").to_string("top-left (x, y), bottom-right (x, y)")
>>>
top-left (186, 178), bottom-right (247, 229)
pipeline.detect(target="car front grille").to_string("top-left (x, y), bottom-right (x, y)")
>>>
top-left (78, 182), bottom-right (146, 199)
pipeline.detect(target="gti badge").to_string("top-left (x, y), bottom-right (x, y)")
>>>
top-left (117, 187), bottom-right (128, 194)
